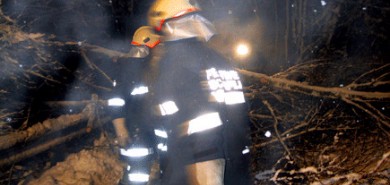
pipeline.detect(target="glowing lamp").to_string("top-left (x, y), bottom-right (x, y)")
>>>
top-left (235, 43), bottom-right (250, 57)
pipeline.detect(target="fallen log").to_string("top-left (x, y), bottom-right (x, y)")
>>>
top-left (0, 115), bottom-right (112, 167)
top-left (0, 128), bottom-right (86, 167)
top-left (0, 95), bottom-right (104, 151)
top-left (0, 110), bottom-right (90, 151)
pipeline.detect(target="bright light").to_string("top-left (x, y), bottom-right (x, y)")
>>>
top-left (265, 131), bottom-right (272, 138)
top-left (120, 148), bottom-right (151, 157)
top-left (128, 173), bottom-right (149, 182)
top-left (188, 112), bottom-right (223, 135)
top-left (159, 101), bottom-right (179, 116)
top-left (154, 129), bottom-right (168, 138)
top-left (206, 68), bottom-right (246, 105)
top-left (157, 143), bottom-right (168, 151)
top-left (242, 147), bottom-right (250, 154)
top-left (131, 86), bottom-right (149, 95)
top-left (224, 91), bottom-right (246, 105)
top-left (235, 43), bottom-right (250, 57)
top-left (108, 98), bottom-right (125, 107)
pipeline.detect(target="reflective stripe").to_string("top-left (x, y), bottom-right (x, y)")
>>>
top-left (128, 173), bottom-right (149, 182)
top-left (157, 143), bottom-right (168, 151)
top-left (159, 101), bottom-right (179, 116)
top-left (205, 68), bottom-right (246, 105)
top-left (187, 112), bottom-right (222, 135)
top-left (210, 90), bottom-right (225, 103)
top-left (242, 146), bottom-right (250, 155)
top-left (120, 148), bottom-right (151, 157)
top-left (108, 98), bottom-right (125, 107)
top-left (131, 86), bottom-right (149, 95)
top-left (154, 129), bottom-right (168, 138)
top-left (224, 91), bottom-right (246, 105)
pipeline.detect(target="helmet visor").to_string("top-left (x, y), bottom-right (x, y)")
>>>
top-left (128, 45), bottom-right (150, 58)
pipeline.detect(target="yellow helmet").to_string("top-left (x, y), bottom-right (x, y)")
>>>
top-left (131, 26), bottom-right (161, 48)
top-left (148, 0), bottom-right (201, 31)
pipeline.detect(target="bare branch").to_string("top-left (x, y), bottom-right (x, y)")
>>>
top-left (80, 50), bottom-right (114, 84)
top-left (263, 100), bottom-right (292, 158)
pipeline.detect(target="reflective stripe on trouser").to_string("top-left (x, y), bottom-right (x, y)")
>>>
top-left (186, 158), bottom-right (225, 185)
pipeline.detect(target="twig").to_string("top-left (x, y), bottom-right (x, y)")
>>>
top-left (25, 70), bottom-right (62, 84)
top-left (253, 126), bottom-right (357, 148)
top-left (45, 100), bottom-right (108, 107)
top-left (342, 97), bottom-right (390, 136)
top-left (64, 41), bottom-right (133, 59)
top-left (263, 100), bottom-right (292, 159)
top-left (0, 0), bottom-right (15, 24)
top-left (80, 50), bottom-right (113, 84)
top-left (347, 63), bottom-right (390, 88)
top-left (7, 163), bottom-right (14, 185)
top-left (239, 69), bottom-right (390, 136)
top-left (311, 172), bottom-right (362, 185)
top-left (237, 69), bottom-right (390, 100)
top-left (76, 75), bottom-right (112, 92)
top-left (371, 150), bottom-right (390, 173)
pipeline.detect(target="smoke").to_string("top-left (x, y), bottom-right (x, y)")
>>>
top-left (0, 0), bottom-right (119, 128)
top-left (194, 0), bottom-right (265, 70)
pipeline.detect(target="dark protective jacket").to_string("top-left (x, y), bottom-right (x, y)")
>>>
top-left (104, 57), bottom-right (149, 119)
top-left (154, 38), bottom-right (251, 185)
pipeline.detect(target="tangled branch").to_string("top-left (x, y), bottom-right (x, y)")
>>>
top-left (238, 67), bottom-right (390, 136)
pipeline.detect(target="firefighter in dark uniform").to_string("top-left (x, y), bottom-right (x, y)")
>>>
top-left (147, 0), bottom-right (252, 184)
top-left (110, 26), bottom-right (161, 147)
top-left (109, 26), bottom-right (167, 185)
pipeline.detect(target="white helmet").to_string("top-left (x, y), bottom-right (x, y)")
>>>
top-left (131, 26), bottom-right (161, 48)
top-left (148, 0), bottom-right (201, 31)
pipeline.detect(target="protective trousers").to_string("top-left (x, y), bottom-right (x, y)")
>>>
top-left (186, 159), bottom-right (225, 185)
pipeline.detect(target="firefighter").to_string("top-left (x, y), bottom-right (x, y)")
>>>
top-left (109, 26), bottom-right (166, 185)
top-left (111, 26), bottom-right (160, 147)
top-left (147, 0), bottom-right (252, 184)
